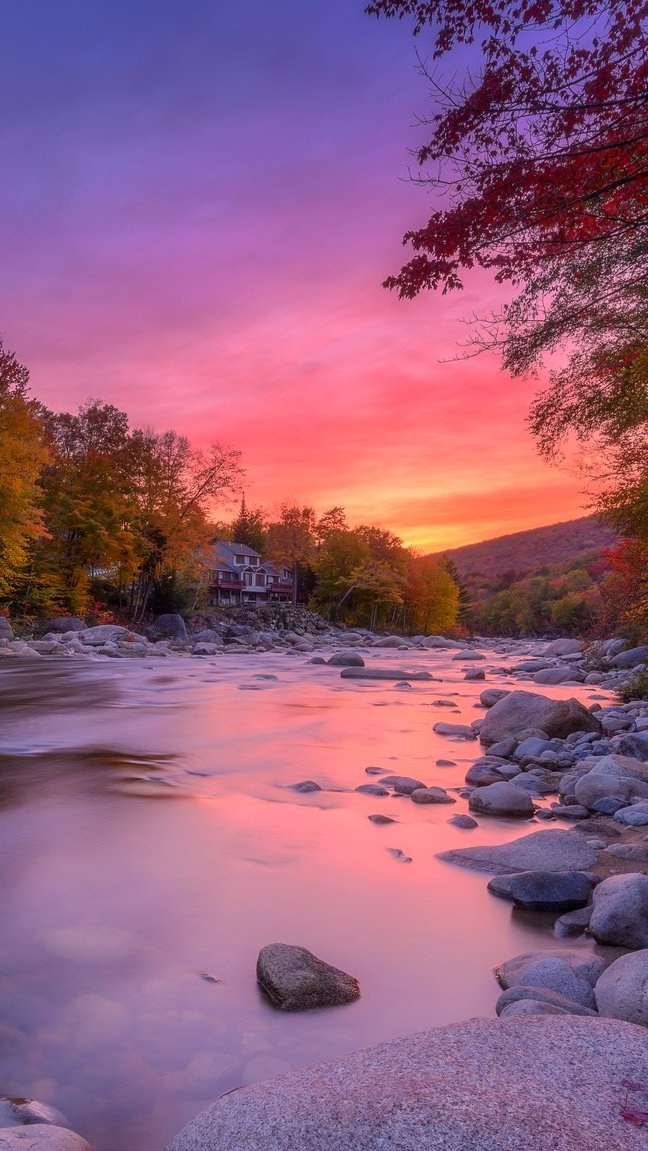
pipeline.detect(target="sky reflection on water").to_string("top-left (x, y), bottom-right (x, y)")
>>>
top-left (0, 649), bottom-right (610, 1150)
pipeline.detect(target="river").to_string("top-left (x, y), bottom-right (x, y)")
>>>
top-left (0, 645), bottom-right (610, 1150)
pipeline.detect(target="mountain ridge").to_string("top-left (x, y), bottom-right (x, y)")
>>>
top-left (428, 514), bottom-right (618, 580)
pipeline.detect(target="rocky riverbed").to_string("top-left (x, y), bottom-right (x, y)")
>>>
top-left (3, 616), bottom-right (648, 1149)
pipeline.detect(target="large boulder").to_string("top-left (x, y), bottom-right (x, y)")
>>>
top-left (595, 949), bottom-right (648, 1026)
top-left (543, 639), bottom-right (584, 656)
top-left (256, 943), bottom-right (360, 1011)
top-left (610, 645), bottom-right (648, 668)
top-left (479, 690), bottom-right (600, 747)
top-left (436, 828), bottom-right (598, 874)
top-left (468, 781), bottom-right (535, 818)
top-left (506, 871), bottom-right (593, 914)
top-left (589, 873), bottom-right (648, 948)
top-left (327, 651), bottom-right (365, 667)
top-left (38, 616), bottom-right (86, 634)
top-left (148, 613), bottom-right (188, 641)
top-left (164, 1016), bottom-right (648, 1151)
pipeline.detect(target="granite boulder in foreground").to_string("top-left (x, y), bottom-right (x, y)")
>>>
top-left (256, 944), bottom-right (360, 1010)
top-left (165, 1016), bottom-right (648, 1151)
top-left (436, 828), bottom-right (598, 874)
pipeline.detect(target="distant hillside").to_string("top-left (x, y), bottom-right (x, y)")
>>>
top-left (431, 515), bottom-right (619, 580)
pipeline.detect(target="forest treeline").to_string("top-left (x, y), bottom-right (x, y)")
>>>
top-left (0, 340), bottom-right (460, 632)
top-left (1, 337), bottom-right (645, 638)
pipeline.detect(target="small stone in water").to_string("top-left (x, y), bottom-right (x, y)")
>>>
top-left (199, 972), bottom-right (222, 984)
top-left (368, 814), bottom-right (397, 825)
top-left (437, 759), bottom-right (457, 767)
top-left (387, 847), bottom-right (412, 863)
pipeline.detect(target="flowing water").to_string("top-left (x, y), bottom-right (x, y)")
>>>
top-left (0, 647), bottom-right (610, 1150)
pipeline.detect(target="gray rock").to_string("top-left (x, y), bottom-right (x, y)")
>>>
top-left (419, 635), bottom-right (463, 648)
top-left (465, 761), bottom-right (510, 786)
top-left (256, 943), bottom-right (360, 1011)
top-left (494, 955), bottom-right (596, 1007)
top-left (340, 667), bottom-right (433, 681)
top-left (0, 1098), bottom-right (70, 1127)
top-left (479, 690), bottom-right (600, 747)
top-left (464, 668), bottom-right (486, 680)
top-left (436, 828), bottom-right (598, 874)
top-left (452, 649), bottom-right (486, 660)
top-left (543, 639), bottom-right (584, 656)
top-left (487, 737), bottom-right (518, 757)
top-left (355, 784), bottom-right (389, 797)
top-left (0, 1130), bottom-right (93, 1150)
top-left (448, 814), bottom-right (478, 829)
top-left (494, 950), bottom-right (606, 991)
top-left (550, 803), bottom-right (590, 819)
top-left (589, 873), bottom-right (648, 947)
top-left (533, 668), bottom-right (584, 685)
top-left (604, 843), bottom-right (648, 860)
top-left (37, 616), bottom-right (86, 634)
top-left (432, 722), bottom-right (478, 739)
top-left (468, 781), bottom-right (535, 818)
top-left (165, 1017), bottom-right (648, 1151)
top-left (480, 688), bottom-right (511, 709)
top-left (495, 986), bottom-right (598, 1017)
top-left (487, 875), bottom-right (516, 899)
top-left (614, 732), bottom-right (648, 762)
top-left (367, 814), bottom-right (396, 825)
top-left (327, 652), bottom-right (365, 667)
top-left (499, 999), bottom-right (574, 1017)
top-left (595, 949), bottom-right (648, 1026)
top-left (410, 787), bottom-right (456, 804)
top-left (80, 624), bottom-right (140, 644)
top-left (610, 645), bottom-right (648, 668)
top-left (289, 780), bottom-right (322, 793)
top-left (553, 906), bottom-right (593, 938)
top-left (386, 847), bottom-right (412, 863)
top-left (614, 803), bottom-right (648, 826)
top-left (592, 797), bottom-right (626, 815)
top-left (507, 871), bottom-right (592, 913)
top-left (379, 775), bottom-right (426, 794)
top-left (149, 613), bottom-right (188, 640)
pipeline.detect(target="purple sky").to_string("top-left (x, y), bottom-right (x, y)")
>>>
top-left (0, 0), bottom-right (587, 549)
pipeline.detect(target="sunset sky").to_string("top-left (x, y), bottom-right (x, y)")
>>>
top-left (0, 0), bottom-right (588, 551)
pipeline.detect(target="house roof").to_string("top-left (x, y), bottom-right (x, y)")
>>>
top-left (214, 539), bottom-right (262, 559)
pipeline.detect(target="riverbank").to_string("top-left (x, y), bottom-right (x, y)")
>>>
top-left (1, 630), bottom-right (648, 1149)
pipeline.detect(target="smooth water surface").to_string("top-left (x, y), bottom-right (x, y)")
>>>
top-left (0, 647), bottom-right (610, 1150)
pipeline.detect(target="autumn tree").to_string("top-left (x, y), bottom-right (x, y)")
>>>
top-left (36, 400), bottom-right (140, 613)
top-left (367, 0), bottom-right (648, 347)
top-left (0, 341), bottom-right (49, 605)
top-left (265, 504), bottom-right (318, 605)
top-left (126, 429), bottom-right (243, 619)
top-left (402, 553), bottom-right (460, 633)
